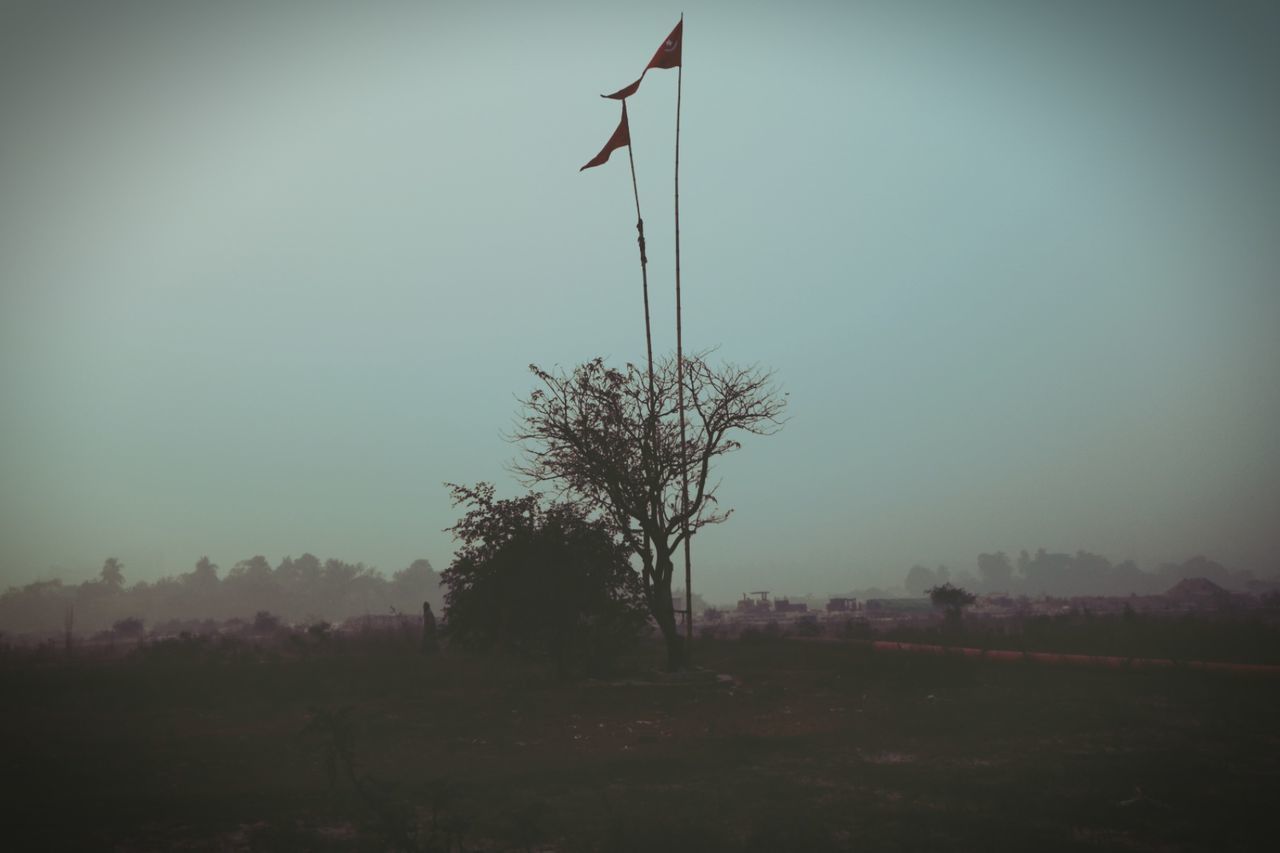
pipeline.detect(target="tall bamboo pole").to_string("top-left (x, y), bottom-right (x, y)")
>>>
top-left (673, 14), bottom-right (692, 658)
top-left (625, 104), bottom-right (659, 590)
top-left (625, 110), bottom-right (656, 415)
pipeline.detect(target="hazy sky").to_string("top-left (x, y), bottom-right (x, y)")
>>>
top-left (2, 0), bottom-right (1277, 600)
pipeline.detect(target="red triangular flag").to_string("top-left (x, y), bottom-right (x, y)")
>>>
top-left (603, 19), bottom-right (682, 100)
top-left (580, 103), bottom-right (630, 171)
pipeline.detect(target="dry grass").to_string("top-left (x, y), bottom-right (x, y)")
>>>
top-left (3, 631), bottom-right (1277, 850)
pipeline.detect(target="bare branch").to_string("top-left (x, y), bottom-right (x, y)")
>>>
top-left (509, 352), bottom-right (786, 570)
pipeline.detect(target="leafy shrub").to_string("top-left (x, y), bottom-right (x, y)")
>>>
top-left (441, 484), bottom-right (649, 677)
top-left (112, 617), bottom-right (145, 639)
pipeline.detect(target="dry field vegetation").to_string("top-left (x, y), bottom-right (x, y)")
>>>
top-left (4, 631), bottom-right (1278, 851)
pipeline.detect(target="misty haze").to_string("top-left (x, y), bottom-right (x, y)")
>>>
top-left (2, 1), bottom-right (1277, 851)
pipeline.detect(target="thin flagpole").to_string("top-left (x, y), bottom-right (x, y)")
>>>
top-left (672, 13), bottom-right (693, 659)
top-left (625, 104), bottom-right (659, 589)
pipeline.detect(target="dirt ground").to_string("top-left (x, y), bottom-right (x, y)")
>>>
top-left (4, 633), bottom-right (1277, 851)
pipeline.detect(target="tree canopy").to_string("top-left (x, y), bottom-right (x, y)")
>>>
top-left (928, 582), bottom-right (977, 624)
top-left (510, 352), bottom-right (786, 669)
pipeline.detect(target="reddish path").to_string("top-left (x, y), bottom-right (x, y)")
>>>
top-left (866, 639), bottom-right (1280, 675)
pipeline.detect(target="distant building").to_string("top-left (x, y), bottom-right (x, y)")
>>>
top-left (737, 592), bottom-right (772, 614)
top-left (864, 598), bottom-right (933, 614)
top-left (1162, 577), bottom-right (1256, 611)
top-left (338, 613), bottom-right (421, 634)
top-left (1165, 577), bottom-right (1231, 604)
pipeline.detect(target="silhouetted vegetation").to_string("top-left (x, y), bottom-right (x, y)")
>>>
top-left (905, 551), bottom-right (1275, 598)
top-left (0, 554), bottom-right (442, 640)
top-left (927, 582), bottom-right (977, 626)
top-left (512, 353), bottom-right (787, 669)
top-left (111, 616), bottom-right (145, 639)
top-left (441, 483), bottom-right (650, 677)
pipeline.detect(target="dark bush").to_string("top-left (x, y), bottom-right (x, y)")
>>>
top-left (111, 617), bottom-right (145, 639)
top-left (793, 616), bottom-right (823, 637)
top-left (442, 484), bottom-right (650, 677)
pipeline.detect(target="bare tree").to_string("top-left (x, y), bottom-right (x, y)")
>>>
top-left (511, 352), bottom-right (786, 669)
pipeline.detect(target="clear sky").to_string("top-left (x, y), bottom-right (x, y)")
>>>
top-left (2, 0), bottom-right (1277, 600)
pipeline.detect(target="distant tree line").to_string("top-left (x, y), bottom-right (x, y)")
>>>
top-left (0, 554), bottom-right (443, 637)
top-left (904, 551), bottom-right (1274, 598)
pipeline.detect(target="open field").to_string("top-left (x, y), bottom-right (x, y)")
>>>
top-left (4, 632), bottom-right (1278, 851)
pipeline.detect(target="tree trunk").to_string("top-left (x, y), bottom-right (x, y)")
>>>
top-left (652, 555), bottom-right (687, 671)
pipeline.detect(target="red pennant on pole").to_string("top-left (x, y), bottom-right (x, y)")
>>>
top-left (580, 102), bottom-right (631, 171)
top-left (603, 19), bottom-right (682, 100)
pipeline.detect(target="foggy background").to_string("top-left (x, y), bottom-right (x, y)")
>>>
top-left (2, 0), bottom-right (1277, 601)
